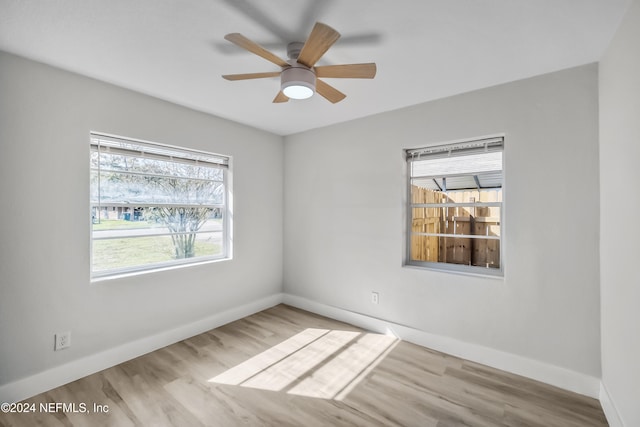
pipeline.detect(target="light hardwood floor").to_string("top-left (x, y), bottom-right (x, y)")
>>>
top-left (0, 305), bottom-right (608, 426)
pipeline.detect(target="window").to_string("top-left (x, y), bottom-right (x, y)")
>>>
top-left (406, 137), bottom-right (503, 276)
top-left (90, 133), bottom-right (230, 278)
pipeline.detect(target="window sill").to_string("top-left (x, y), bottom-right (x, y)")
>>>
top-left (91, 256), bottom-right (231, 283)
top-left (403, 262), bottom-right (504, 280)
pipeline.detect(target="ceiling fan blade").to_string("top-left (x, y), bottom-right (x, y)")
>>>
top-left (224, 33), bottom-right (289, 68)
top-left (297, 22), bottom-right (341, 68)
top-left (315, 63), bottom-right (377, 79)
top-left (273, 91), bottom-right (289, 103)
top-left (316, 79), bottom-right (346, 103)
top-left (222, 71), bottom-right (281, 81)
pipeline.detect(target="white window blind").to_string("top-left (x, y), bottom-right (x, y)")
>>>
top-left (407, 137), bottom-right (504, 160)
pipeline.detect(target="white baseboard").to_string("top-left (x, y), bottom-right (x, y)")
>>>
top-left (282, 294), bottom-right (601, 399)
top-left (600, 382), bottom-right (624, 427)
top-left (0, 293), bottom-right (284, 403)
top-left (1, 292), bottom-right (603, 405)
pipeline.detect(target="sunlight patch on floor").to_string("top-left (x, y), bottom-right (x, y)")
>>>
top-left (209, 328), bottom-right (399, 400)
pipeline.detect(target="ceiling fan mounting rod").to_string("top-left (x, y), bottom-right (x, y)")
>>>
top-left (286, 42), bottom-right (305, 60)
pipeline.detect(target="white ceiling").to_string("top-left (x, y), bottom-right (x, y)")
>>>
top-left (0, 0), bottom-right (631, 136)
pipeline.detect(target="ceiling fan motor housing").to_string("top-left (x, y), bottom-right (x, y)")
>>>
top-left (281, 64), bottom-right (316, 99)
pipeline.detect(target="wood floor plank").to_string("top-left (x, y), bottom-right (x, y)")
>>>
top-left (0, 304), bottom-right (609, 427)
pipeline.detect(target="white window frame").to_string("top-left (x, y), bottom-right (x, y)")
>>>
top-left (405, 136), bottom-right (504, 277)
top-left (90, 132), bottom-right (232, 279)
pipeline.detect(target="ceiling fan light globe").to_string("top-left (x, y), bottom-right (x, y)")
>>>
top-left (281, 66), bottom-right (316, 100)
top-left (282, 83), bottom-right (314, 99)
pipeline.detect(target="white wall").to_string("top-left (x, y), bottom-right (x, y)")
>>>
top-left (599, 0), bottom-right (640, 425)
top-left (284, 64), bottom-right (601, 381)
top-left (0, 47), bottom-right (613, 406)
top-left (0, 52), bottom-right (283, 390)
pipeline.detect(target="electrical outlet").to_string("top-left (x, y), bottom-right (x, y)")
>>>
top-left (55, 331), bottom-right (71, 351)
top-left (371, 292), bottom-right (379, 304)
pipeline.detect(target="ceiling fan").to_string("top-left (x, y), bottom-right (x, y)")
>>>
top-left (222, 22), bottom-right (377, 103)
